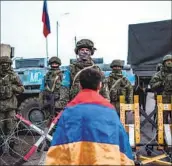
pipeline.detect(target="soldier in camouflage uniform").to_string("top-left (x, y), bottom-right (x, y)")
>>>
top-left (0, 56), bottom-right (24, 154)
top-left (108, 60), bottom-right (133, 115)
top-left (39, 57), bottom-right (68, 117)
top-left (150, 54), bottom-right (172, 123)
top-left (64, 39), bottom-right (109, 101)
top-left (39, 56), bottom-right (69, 151)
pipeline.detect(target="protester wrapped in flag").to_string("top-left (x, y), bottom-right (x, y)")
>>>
top-left (45, 68), bottom-right (134, 165)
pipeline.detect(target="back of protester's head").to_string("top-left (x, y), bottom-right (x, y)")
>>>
top-left (79, 68), bottom-right (102, 91)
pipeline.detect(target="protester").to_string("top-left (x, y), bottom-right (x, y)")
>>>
top-left (45, 68), bottom-right (134, 165)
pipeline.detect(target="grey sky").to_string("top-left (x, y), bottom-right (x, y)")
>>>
top-left (1, 1), bottom-right (171, 65)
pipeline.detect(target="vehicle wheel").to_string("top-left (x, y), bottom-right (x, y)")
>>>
top-left (18, 97), bottom-right (47, 129)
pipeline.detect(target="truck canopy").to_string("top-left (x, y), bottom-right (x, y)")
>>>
top-left (127, 20), bottom-right (172, 76)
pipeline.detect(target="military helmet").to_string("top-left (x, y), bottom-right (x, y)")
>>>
top-left (0, 56), bottom-right (12, 64)
top-left (156, 63), bottom-right (162, 71)
top-left (163, 54), bottom-right (172, 63)
top-left (110, 59), bottom-right (123, 68)
top-left (48, 56), bottom-right (61, 66)
top-left (74, 39), bottom-right (97, 55)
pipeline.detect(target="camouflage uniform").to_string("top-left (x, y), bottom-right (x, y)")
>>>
top-left (108, 60), bottom-right (133, 114)
top-left (0, 56), bottom-right (24, 152)
top-left (150, 54), bottom-right (172, 123)
top-left (39, 57), bottom-right (68, 116)
top-left (66, 39), bottom-right (109, 101)
top-left (156, 63), bottom-right (162, 72)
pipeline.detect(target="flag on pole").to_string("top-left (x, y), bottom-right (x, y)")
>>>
top-left (42, 0), bottom-right (51, 37)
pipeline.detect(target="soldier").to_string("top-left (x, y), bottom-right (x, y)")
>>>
top-left (39, 56), bottom-right (69, 151)
top-left (108, 59), bottom-right (133, 115)
top-left (150, 54), bottom-right (172, 123)
top-left (0, 56), bottom-right (24, 155)
top-left (60, 39), bottom-right (109, 102)
top-left (39, 56), bottom-right (68, 117)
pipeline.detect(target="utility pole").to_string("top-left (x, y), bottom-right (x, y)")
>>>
top-left (56, 13), bottom-right (70, 58)
top-left (74, 36), bottom-right (77, 46)
top-left (56, 21), bottom-right (59, 57)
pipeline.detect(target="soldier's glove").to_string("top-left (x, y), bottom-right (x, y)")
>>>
top-left (152, 81), bottom-right (163, 89)
top-left (55, 107), bottom-right (64, 114)
top-left (162, 81), bottom-right (166, 86)
top-left (12, 85), bottom-right (19, 93)
top-left (120, 77), bottom-right (127, 87)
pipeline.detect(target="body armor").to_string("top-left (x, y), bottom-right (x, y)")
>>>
top-left (164, 73), bottom-right (172, 92)
top-left (69, 60), bottom-right (96, 99)
top-left (108, 72), bottom-right (126, 102)
top-left (0, 74), bottom-right (13, 100)
top-left (43, 69), bottom-right (62, 101)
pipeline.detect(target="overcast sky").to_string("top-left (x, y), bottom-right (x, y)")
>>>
top-left (1, 1), bottom-right (171, 65)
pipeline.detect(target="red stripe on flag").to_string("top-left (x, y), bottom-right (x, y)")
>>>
top-left (42, 0), bottom-right (51, 37)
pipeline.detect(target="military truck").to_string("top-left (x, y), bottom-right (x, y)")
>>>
top-left (14, 58), bottom-right (49, 125)
top-left (127, 19), bottom-right (172, 88)
top-left (126, 19), bottom-right (172, 110)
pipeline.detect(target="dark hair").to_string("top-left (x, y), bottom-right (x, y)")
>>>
top-left (79, 68), bottom-right (102, 90)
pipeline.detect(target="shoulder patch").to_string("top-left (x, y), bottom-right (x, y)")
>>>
top-left (61, 69), bottom-right (71, 88)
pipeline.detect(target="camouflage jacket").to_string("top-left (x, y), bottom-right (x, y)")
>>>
top-left (44, 69), bottom-right (63, 93)
top-left (0, 70), bottom-right (24, 112)
top-left (107, 72), bottom-right (133, 103)
top-left (58, 60), bottom-right (110, 107)
top-left (39, 69), bottom-right (69, 110)
top-left (69, 61), bottom-right (110, 100)
top-left (150, 69), bottom-right (172, 95)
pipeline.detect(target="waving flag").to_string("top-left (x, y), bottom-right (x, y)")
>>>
top-left (45, 89), bottom-right (134, 165)
top-left (42, 0), bottom-right (51, 37)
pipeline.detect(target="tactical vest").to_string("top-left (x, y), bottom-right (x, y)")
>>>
top-left (70, 61), bottom-right (98, 100)
top-left (44, 70), bottom-right (62, 93)
top-left (108, 73), bottom-right (127, 102)
top-left (164, 73), bottom-right (172, 92)
top-left (0, 74), bottom-right (13, 100)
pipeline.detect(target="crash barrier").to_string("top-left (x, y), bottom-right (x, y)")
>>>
top-left (120, 95), bottom-right (172, 165)
top-left (13, 111), bottom-right (62, 166)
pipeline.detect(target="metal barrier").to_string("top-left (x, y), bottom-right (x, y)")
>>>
top-left (120, 95), bottom-right (172, 165)
top-left (120, 95), bottom-right (140, 149)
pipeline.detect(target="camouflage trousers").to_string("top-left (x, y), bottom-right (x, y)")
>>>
top-left (0, 110), bottom-right (16, 136)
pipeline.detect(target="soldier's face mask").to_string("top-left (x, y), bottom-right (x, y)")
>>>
top-left (1, 63), bottom-right (10, 72)
top-left (165, 60), bottom-right (172, 68)
top-left (112, 66), bottom-right (122, 75)
top-left (78, 48), bottom-right (91, 61)
top-left (112, 66), bottom-right (122, 70)
top-left (51, 63), bottom-right (59, 69)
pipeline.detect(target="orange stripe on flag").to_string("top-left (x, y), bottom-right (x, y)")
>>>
top-left (45, 141), bottom-right (134, 165)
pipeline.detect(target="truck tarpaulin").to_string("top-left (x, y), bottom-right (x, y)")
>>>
top-left (127, 20), bottom-right (172, 72)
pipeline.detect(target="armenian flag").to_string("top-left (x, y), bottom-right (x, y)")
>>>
top-left (45, 89), bottom-right (134, 165)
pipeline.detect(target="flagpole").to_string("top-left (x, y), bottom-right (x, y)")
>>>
top-left (46, 37), bottom-right (49, 62)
